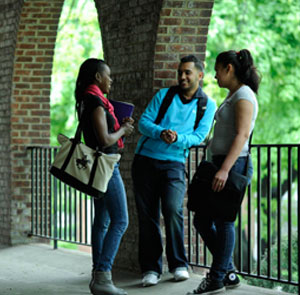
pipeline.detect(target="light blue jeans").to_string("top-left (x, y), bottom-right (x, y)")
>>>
top-left (92, 164), bottom-right (129, 271)
top-left (194, 155), bottom-right (253, 281)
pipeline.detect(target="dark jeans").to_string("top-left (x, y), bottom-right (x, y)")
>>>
top-left (193, 155), bottom-right (253, 281)
top-left (132, 155), bottom-right (188, 275)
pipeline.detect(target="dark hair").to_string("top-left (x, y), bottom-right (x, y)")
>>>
top-left (75, 58), bottom-right (107, 117)
top-left (180, 55), bottom-right (204, 72)
top-left (216, 49), bottom-right (261, 93)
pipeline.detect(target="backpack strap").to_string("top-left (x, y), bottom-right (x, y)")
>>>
top-left (194, 94), bottom-right (208, 130)
top-left (154, 85), bottom-right (180, 124)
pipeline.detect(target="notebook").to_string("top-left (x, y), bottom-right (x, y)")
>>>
top-left (109, 100), bottom-right (135, 125)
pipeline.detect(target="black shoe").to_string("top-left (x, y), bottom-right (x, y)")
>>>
top-left (186, 274), bottom-right (225, 294)
top-left (223, 271), bottom-right (241, 289)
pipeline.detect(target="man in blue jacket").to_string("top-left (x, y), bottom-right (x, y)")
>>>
top-left (132, 55), bottom-right (216, 287)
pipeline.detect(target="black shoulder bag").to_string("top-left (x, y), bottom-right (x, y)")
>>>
top-left (187, 133), bottom-right (253, 222)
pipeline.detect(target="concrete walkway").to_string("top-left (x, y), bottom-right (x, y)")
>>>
top-left (0, 243), bottom-right (294, 295)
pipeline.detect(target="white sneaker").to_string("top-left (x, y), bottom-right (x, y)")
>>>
top-left (173, 269), bottom-right (190, 281)
top-left (142, 273), bottom-right (160, 287)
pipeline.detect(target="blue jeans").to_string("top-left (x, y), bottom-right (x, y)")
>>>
top-left (132, 155), bottom-right (188, 275)
top-left (193, 155), bottom-right (253, 281)
top-left (92, 164), bottom-right (129, 271)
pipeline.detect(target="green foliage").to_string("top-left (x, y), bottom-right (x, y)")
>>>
top-left (205, 2), bottom-right (300, 291)
top-left (246, 234), bottom-right (298, 293)
top-left (50, 0), bottom-right (300, 147)
top-left (204, 0), bottom-right (300, 144)
top-left (51, 240), bottom-right (78, 250)
top-left (50, 0), bottom-right (103, 145)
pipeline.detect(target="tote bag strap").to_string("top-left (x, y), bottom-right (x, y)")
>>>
top-left (74, 99), bottom-right (88, 143)
top-left (60, 121), bottom-right (83, 172)
top-left (60, 106), bottom-right (85, 171)
top-left (74, 119), bottom-right (84, 143)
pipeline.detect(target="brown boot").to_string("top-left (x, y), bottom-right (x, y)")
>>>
top-left (90, 271), bottom-right (127, 295)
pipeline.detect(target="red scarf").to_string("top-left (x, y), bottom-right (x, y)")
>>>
top-left (85, 84), bottom-right (124, 149)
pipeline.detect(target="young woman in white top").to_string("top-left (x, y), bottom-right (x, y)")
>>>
top-left (187, 49), bottom-right (261, 295)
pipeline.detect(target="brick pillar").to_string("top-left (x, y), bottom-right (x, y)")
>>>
top-left (0, 0), bottom-right (24, 246)
top-left (154, 0), bottom-right (214, 90)
top-left (153, 0), bottom-right (214, 271)
top-left (9, 0), bottom-right (63, 245)
top-left (94, 0), bottom-right (214, 272)
top-left (94, 0), bottom-right (165, 271)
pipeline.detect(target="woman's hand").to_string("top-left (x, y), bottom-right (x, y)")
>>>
top-left (122, 117), bottom-right (134, 125)
top-left (121, 122), bottom-right (134, 137)
top-left (121, 117), bottom-right (134, 137)
top-left (212, 169), bottom-right (229, 192)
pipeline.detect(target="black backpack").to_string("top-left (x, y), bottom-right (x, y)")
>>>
top-left (137, 85), bottom-right (208, 153)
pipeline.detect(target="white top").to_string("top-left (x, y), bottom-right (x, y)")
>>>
top-left (209, 85), bottom-right (258, 157)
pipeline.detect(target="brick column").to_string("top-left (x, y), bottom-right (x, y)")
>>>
top-left (94, 0), bottom-right (165, 271)
top-left (153, 0), bottom-right (214, 271)
top-left (9, 0), bottom-right (63, 245)
top-left (94, 0), bottom-right (214, 272)
top-left (0, 0), bottom-right (23, 246)
top-left (154, 0), bottom-right (214, 90)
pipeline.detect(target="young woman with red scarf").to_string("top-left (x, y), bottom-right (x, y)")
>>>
top-left (75, 58), bottom-right (134, 295)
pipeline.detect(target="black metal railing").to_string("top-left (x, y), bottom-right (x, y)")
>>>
top-left (28, 146), bottom-right (94, 249)
top-left (28, 144), bottom-right (300, 292)
top-left (187, 144), bottom-right (299, 292)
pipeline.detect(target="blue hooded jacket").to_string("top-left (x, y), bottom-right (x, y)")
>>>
top-left (135, 87), bottom-right (216, 163)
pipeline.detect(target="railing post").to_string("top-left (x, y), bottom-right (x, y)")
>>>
top-left (187, 150), bottom-right (192, 263)
top-left (267, 146), bottom-right (272, 277)
top-left (53, 175), bottom-right (58, 250)
top-left (297, 147), bottom-right (300, 294)
top-left (53, 148), bottom-right (58, 250)
top-left (287, 147), bottom-right (292, 282)
top-left (276, 147), bottom-right (281, 281)
top-left (30, 148), bottom-right (34, 237)
top-left (257, 146), bottom-right (261, 276)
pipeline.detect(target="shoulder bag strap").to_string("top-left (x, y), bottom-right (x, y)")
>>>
top-left (244, 130), bottom-right (254, 176)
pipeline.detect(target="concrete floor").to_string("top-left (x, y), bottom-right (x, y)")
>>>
top-left (0, 243), bottom-right (294, 295)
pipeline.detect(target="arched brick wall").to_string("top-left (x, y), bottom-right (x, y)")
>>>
top-left (0, 0), bottom-right (213, 271)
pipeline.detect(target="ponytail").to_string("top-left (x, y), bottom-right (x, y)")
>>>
top-left (216, 49), bottom-right (261, 93)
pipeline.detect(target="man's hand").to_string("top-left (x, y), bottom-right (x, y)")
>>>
top-left (160, 129), bottom-right (177, 144)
